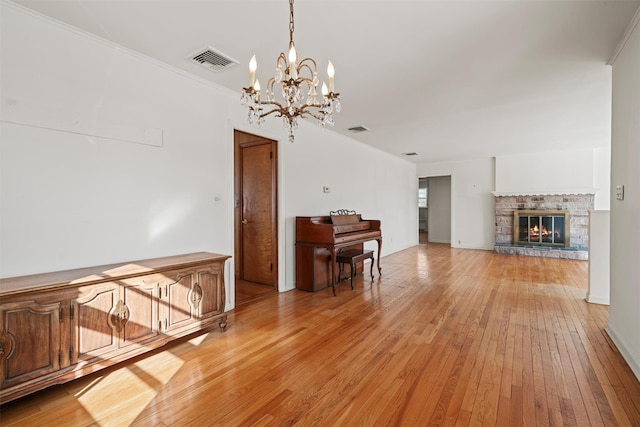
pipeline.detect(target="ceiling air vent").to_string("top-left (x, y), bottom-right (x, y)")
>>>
top-left (188, 46), bottom-right (239, 72)
top-left (347, 125), bottom-right (370, 133)
top-left (403, 152), bottom-right (418, 156)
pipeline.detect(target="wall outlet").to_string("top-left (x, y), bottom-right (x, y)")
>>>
top-left (616, 185), bottom-right (624, 200)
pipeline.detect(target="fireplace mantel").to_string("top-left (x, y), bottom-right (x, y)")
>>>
top-left (493, 189), bottom-right (596, 197)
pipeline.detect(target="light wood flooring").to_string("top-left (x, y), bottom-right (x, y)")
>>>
top-left (2, 243), bottom-right (639, 426)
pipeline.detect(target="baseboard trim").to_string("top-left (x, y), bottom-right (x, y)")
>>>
top-left (605, 323), bottom-right (640, 382)
top-left (585, 293), bottom-right (610, 305)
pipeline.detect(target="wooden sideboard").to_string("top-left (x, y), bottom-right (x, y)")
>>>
top-left (0, 252), bottom-right (230, 404)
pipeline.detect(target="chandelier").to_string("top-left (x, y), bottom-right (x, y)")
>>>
top-left (240, 0), bottom-right (341, 143)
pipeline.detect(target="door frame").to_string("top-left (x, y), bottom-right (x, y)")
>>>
top-left (233, 129), bottom-right (278, 289)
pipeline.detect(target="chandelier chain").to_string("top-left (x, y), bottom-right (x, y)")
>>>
top-left (289, 0), bottom-right (295, 46)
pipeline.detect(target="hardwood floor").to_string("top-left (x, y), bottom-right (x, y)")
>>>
top-left (235, 279), bottom-right (276, 306)
top-left (2, 243), bottom-right (639, 426)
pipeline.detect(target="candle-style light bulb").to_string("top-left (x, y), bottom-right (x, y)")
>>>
top-left (253, 79), bottom-right (261, 92)
top-left (249, 55), bottom-right (257, 87)
top-left (321, 82), bottom-right (328, 96)
top-left (327, 61), bottom-right (335, 93)
top-left (288, 44), bottom-right (297, 79)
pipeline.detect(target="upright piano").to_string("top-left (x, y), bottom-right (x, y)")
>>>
top-left (295, 211), bottom-right (382, 292)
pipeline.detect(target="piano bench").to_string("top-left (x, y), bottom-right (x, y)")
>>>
top-left (335, 249), bottom-right (375, 295)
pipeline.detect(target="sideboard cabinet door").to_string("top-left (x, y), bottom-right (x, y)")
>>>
top-left (164, 270), bottom-right (197, 332)
top-left (162, 261), bottom-right (226, 334)
top-left (72, 278), bottom-right (162, 362)
top-left (72, 283), bottom-right (119, 364)
top-left (195, 263), bottom-right (225, 320)
top-left (119, 276), bottom-right (161, 348)
top-left (0, 300), bottom-right (62, 388)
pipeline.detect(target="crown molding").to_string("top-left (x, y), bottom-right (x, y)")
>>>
top-left (608, 4), bottom-right (640, 66)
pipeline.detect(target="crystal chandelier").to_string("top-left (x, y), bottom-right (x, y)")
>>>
top-left (240, 0), bottom-right (341, 143)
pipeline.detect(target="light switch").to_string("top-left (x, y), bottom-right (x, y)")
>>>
top-left (323, 186), bottom-right (330, 193)
top-left (616, 185), bottom-right (624, 201)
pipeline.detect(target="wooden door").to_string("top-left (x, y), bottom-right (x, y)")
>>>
top-left (234, 130), bottom-right (277, 287)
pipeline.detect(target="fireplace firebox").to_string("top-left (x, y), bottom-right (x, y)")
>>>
top-left (513, 210), bottom-right (570, 247)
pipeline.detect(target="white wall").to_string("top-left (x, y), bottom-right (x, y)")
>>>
top-left (587, 210), bottom-right (610, 305)
top-left (496, 149), bottom-right (594, 192)
top-left (1, 4), bottom-right (235, 277)
top-left (495, 149), bottom-right (610, 209)
top-left (607, 13), bottom-right (640, 381)
top-left (417, 157), bottom-right (495, 250)
top-left (0, 4), bottom-right (417, 303)
top-left (593, 147), bottom-right (611, 210)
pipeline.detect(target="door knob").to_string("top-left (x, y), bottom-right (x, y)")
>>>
top-left (242, 219), bottom-right (248, 224)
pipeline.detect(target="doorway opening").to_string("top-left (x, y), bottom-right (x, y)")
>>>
top-left (418, 178), bottom-right (428, 244)
top-left (234, 130), bottom-right (278, 305)
top-left (418, 175), bottom-right (452, 245)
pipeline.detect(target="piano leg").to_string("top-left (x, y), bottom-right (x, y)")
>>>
top-left (376, 238), bottom-right (383, 276)
top-left (331, 249), bottom-right (337, 296)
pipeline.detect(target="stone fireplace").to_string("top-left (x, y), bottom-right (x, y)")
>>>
top-left (494, 192), bottom-right (594, 259)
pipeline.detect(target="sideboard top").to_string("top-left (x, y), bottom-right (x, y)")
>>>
top-left (0, 252), bottom-right (230, 296)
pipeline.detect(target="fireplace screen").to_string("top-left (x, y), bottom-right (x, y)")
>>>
top-left (513, 210), bottom-right (570, 247)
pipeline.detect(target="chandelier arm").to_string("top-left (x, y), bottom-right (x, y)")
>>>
top-left (297, 105), bottom-right (326, 118)
top-left (301, 111), bottom-right (325, 122)
top-left (297, 64), bottom-right (317, 80)
top-left (298, 57), bottom-right (318, 71)
top-left (276, 52), bottom-right (288, 69)
top-left (257, 100), bottom-right (285, 109)
top-left (298, 103), bottom-right (325, 112)
top-left (297, 75), bottom-right (313, 83)
top-left (255, 101), bottom-right (327, 121)
top-left (266, 77), bottom-right (276, 92)
top-left (258, 107), bottom-right (287, 119)
top-left (300, 103), bottom-right (324, 110)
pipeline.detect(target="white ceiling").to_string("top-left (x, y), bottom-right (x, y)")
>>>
top-left (11, 0), bottom-right (640, 163)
